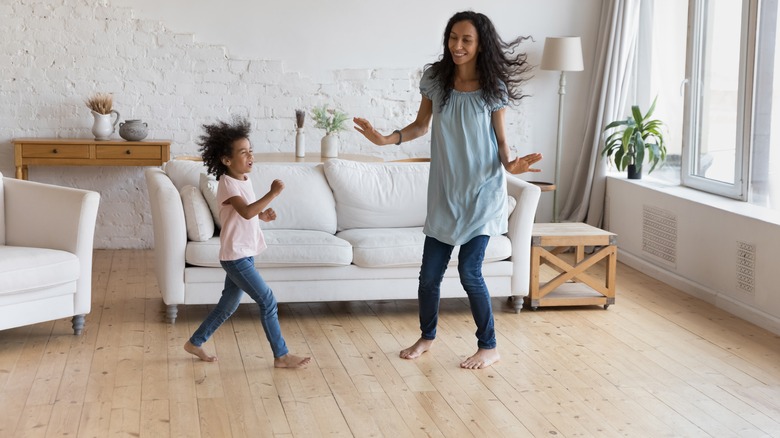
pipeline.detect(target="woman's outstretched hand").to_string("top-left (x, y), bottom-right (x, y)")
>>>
top-left (353, 117), bottom-right (386, 145)
top-left (505, 153), bottom-right (543, 175)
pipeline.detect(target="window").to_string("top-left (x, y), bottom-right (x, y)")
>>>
top-left (645, 0), bottom-right (780, 208)
top-left (683, 0), bottom-right (755, 199)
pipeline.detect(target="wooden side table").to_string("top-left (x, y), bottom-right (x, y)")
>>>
top-left (13, 138), bottom-right (171, 180)
top-left (528, 181), bottom-right (556, 192)
top-left (526, 222), bottom-right (617, 310)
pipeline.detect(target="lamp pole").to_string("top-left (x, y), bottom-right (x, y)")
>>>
top-left (553, 70), bottom-right (567, 223)
top-left (541, 36), bottom-right (583, 223)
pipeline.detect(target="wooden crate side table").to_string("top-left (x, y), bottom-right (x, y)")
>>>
top-left (13, 138), bottom-right (171, 180)
top-left (526, 222), bottom-right (617, 310)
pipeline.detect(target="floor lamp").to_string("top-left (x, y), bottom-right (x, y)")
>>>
top-left (541, 37), bottom-right (583, 223)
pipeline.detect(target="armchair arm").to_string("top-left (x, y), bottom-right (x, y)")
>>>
top-left (3, 177), bottom-right (100, 315)
top-left (506, 175), bottom-right (541, 298)
top-left (144, 168), bottom-right (188, 306)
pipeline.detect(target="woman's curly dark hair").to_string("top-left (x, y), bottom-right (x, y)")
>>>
top-left (197, 116), bottom-right (251, 180)
top-left (427, 11), bottom-right (533, 111)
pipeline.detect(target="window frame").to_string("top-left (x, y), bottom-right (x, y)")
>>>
top-left (680, 0), bottom-right (758, 200)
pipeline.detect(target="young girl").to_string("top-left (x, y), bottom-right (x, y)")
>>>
top-left (183, 117), bottom-right (311, 369)
top-left (354, 11), bottom-right (542, 369)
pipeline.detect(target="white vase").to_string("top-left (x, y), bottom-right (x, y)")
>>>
top-left (321, 133), bottom-right (339, 158)
top-left (295, 128), bottom-right (305, 158)
top-left (91, 109), bottom-right (120, 140)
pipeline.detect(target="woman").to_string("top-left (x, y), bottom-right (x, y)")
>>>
top-left (354, 11), bottom-right (542, 369)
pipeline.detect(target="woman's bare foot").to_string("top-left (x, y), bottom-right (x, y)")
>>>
top-left (274, 353), bottom-right (311, 368)
top-left (460, 348), bottom-right (500, 369)
top-left (400, 338), bottom-right (433, 360)
top-left (184, 341), bottom-right (217, 362)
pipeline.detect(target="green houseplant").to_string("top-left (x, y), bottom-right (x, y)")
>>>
top-left (601, 96), bottom-right (667, 179)
top-left (311, 105), bottom-right (349, 158)
top-left (311, 105), bottom-right (349, 135)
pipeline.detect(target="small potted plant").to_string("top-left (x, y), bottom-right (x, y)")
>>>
top-left (601, 96), bottom-right (667, 179)
top-left (85, 92), bottom-right (120, 140)
top-left (311, 105), bottom-right (349, 158)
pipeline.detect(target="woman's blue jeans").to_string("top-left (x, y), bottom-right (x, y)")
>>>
top-left (189, 256), bottom-right (289, 358)
top-left (418, 235), bottom-right (496, 350)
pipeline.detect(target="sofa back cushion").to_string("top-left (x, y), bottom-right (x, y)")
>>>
top-left (324, 160), bottom-right (429, 231)
top-left (180, 185), bottom-right (215, 241)
top-left (249, 163), bottom-right (337, 233)
top-left (166, 160), bottom-right (337, 234)
top-left (164, 159), bottom-right (209, 191)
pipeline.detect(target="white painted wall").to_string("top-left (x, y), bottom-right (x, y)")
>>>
top-left (1, 0), bottom-right (601, 248)
top-left (606, 177), bottom-right (780, 334)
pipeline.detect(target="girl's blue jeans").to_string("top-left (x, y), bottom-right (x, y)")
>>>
top-left (418, 235), bottom-right (496, 350)
top-left (189, 256), bottom-right (289, 358)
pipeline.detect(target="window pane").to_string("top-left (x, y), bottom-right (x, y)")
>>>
top-left (647, 0), bottom-right (689, 184)
top-left (750, 1), bottom-right (779, 210)
top-left (695, 0), bottom-right (743, 184)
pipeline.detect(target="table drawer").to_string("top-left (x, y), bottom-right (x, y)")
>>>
top-left (96, 145), bottom-right (162, 160)
top-left (21, 144), bottom-right (90, 159)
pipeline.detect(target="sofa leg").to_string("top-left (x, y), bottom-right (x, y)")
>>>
top-left (166, 304), bottom-right (178, 324)
top-left (507, 296), bottom-right (523, 314)
top-left (72, 314), bottom-right (85, 335)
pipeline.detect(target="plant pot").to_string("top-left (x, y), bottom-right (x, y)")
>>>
top-left (91, 110), bottom-right (120, 140)
top-left (321, 134), bottom-right (339, 158)
top-left (627, 164), bottom-right (642, 180)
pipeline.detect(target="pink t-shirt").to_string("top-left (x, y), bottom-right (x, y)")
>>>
top-left (217, 175), bottom-right (267, 261)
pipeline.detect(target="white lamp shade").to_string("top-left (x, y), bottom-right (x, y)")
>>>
top-left (541, 37), bottom-right (584, 72)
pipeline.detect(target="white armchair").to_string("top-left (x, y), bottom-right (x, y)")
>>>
top-left (0, 172), bottom-right (100, 335)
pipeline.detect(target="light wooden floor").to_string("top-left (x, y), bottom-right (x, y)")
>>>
top-left (2, 250), bottom-right (780, 437)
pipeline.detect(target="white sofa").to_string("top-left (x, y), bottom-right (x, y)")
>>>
top-left (0, 172), bottom-right (100, 335)
top-left (145, 159), bottom-right (541, 323)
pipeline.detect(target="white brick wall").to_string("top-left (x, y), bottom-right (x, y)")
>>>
top-left (1, 0), bottom-right (530, 249)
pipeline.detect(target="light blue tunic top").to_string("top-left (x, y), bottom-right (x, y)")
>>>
top-left (420, 68), bottom-right (509, 246)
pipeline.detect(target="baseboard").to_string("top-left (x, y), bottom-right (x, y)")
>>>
top-left (618, 251), bottom-right (780, 336)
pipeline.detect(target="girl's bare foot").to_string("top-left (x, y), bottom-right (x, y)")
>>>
top-left (274, 353), bottom-right (311, 368)
top-left (184, 341), bottom-right (217, 362)
top-left (400, 338), bottom-right (433, 360)
top-left (460, 348), bottom-right (500, 369)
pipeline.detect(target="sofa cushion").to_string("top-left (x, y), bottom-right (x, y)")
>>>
top-left (165, 159), bottom-right (209, 191)
top-left (180, 185), bottom-right (215, 242)
top-left (507, 195), bottom-right (517, 216)
top-left (0, 246), bottom-right (79, 296)
top-left (337, 227), bottom-right (513, 268)
top-left (248, 164), bottom-right (337, 233)
top-left (185, 230), bottom-right (352, 268)
top-left (324, 160), bottom-right (429, 231)
top-left (199, 173), bottom-right (222, 229)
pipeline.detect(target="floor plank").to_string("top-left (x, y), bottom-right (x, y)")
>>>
top-left (1, 249), bottom-right (780, 437)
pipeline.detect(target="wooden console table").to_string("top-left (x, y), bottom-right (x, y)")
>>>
top-left (13, 138), bottom-right (171, 180)
top-left (526, 222), bottom-right (617, 310)
top-left (253, 152), bottom-right (383, 163)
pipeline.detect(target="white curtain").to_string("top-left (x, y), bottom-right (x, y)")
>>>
top-left (559, 0), bottom-right (642, 226)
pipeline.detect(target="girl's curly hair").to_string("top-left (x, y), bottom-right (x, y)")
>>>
top-left (428, 11), bottom-right (533, 111)
top-left (197, 116), bottom-right (251, 180)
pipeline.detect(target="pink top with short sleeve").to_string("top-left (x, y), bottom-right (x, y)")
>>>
top-left (217, 175), bottom-right (267, 261)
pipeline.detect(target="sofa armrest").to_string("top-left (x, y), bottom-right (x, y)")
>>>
top-left (3, 177), bottom-right (100, 315)
top-left (506, 175), bottom-right (541, 298)
top-left (144, 168), bottom-right (188, 306)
